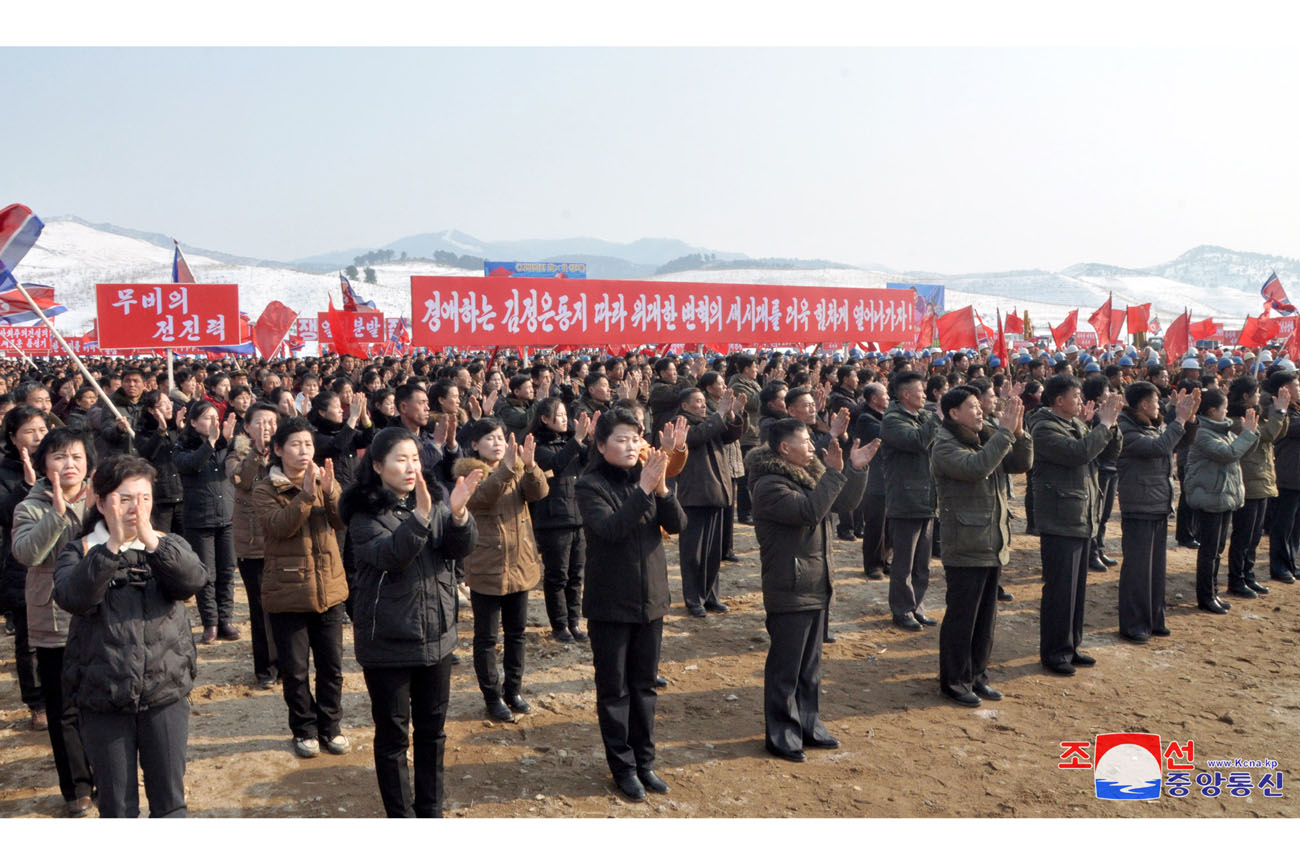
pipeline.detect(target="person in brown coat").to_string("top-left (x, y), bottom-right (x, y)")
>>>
top-left (253, 416), bottom-right (349, 759)
top-left (226, 402), bottom-right (279, 689)
top-left (452, 416), bottom-right (549, 722)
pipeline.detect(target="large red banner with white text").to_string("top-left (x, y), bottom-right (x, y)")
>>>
top-left (0, 326), bottom-right (51, 355)
top-left (409, 276), bottom-right (915, 348)
top-left (95, 284), bottom-right (241, 350)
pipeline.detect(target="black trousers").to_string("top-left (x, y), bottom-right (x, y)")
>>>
top-left (588, 618), bottom-right (662, 779)
top-left (680, 505), bottom-right (725, 608)
top-left (79, 699), bottom-right (189, 818)
top-left (764, 609), bottom-right (830, 753)
top-left (887, 517), bottom-right (931, 617)
top-left (187, 523), bottom-right (237, 628)
top-left (237, 558), bottom-right (278, 681)
top-left (7, 605), bottom-right (43, 710)
top-left (722, 480), bottom-right (737, 557)
top-left (151, 503), bottom-right (181, 534)
top-left (1194, 509), bottom-right (1232, 605)
top-left (1117, 515), bottom-right (1168, 639)
top-left (861, 475), bottom-right (890, 574)
top-left (1269, 488), bottom-right (1300, 580)
top-left (1023, 468), bottom-right (1036, 532)
top-left (938, 565), bottom-right (1000, 693)
top-left (1039, 534), bottom-right (1090, 666)
top-left (536, 527), bottom-right (584, 630)
top-left (1093, 470), bottom-right (1118, 552)
top-left (470, 589), bottom-right (529, 702)
top-left (36, 646), bottom-right (93, 802)
top-left (363, 658), bottom-right (453, 818)
top-left (1175, 464), bottom-right (1200, 544)
top-left (1227, 498), bottom-right (1268, 588)
top-left (736, 446), bottom-right (755, 520)
top-left (268, 605), bottom-right (344, 740)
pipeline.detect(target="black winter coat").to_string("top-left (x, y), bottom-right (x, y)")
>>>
top-left (577, 458), bottom-right (685, 623)
top-left (673, 409), bottom-right (744, 508)
top-left (529, 427), bottom-right (587, 530)
top-left (308, 412), bottom-right (374, 490)
top-left (747, 444), bottom-right (849, 614)
top-left (174, 432), bottom-right (235, 529)
top-left (135, 415), bottom-right (183, 506)
top-left (0, 454), bottom-right (33, 610)
top-left (1116, 408), bottom-right (1184, 517)
top-left (53, 531), bottom-right (206, 714)
top-left (343, 485), bottom-right (478, 667)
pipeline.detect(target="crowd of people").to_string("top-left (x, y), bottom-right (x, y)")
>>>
top-left (0, 336), bottom-right (1295, 816)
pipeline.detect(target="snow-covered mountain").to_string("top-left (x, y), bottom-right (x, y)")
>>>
top-left (11, 219), bottom-right (1294, 344)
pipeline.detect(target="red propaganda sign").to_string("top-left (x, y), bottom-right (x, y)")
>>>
top-left (95, 284), bottom-right (240, 350)
top-left (318, 310), bottom-right (384, 344)
top-left (294, 317), bottom-right (319, 342)
top-left (0, 326), bottom-right (51, 355)
top-left (409, 276), bottom-right (915, 349)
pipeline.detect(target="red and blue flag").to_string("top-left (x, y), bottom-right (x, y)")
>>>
top-left (340, 272), bottom-right (377, 311)
top-left (0, 283), bottom-right (67, 324)
top-left (1262, 272), bottom-right (1295, 313)
top-left (0, 203), bottom-right (45, 295)
top-left (172, 240), bottom-right (196, 283)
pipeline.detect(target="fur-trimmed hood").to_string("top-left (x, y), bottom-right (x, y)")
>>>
top-left (743, 442), bottom-right (825, 490)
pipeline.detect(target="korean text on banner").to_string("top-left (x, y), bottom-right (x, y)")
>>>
top-left (409, 276), bottom-right (915, 348)
top-left (318, 310), bottom-right (384, 344)
top-left (96, 284), bottom-right (240, 350)
top-left (0, 326), bottom-right (50, 354)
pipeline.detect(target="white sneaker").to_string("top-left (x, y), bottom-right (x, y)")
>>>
top-left (321, 734), bottom-right (351, 755)
top-left (293, 737), bottom-right (320, 758)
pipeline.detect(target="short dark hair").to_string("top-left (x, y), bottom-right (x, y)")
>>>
top-left (1042, 374), bottom-right (1082, 409)
top-left (33, 427), bottom-right (96, 479)
top-left (245, 402), bottom-right (279, 425)
top-left (270, 416), bottom-right (314, 466)
top-left (765, 417), bottom-right (808, 450)
top-left (1081, 374), bottom-right (1110, 403)
top-left (593, 406), bottom-right (643, 446)
top-left (509, 374), bottom-right (531, 394)
top-left (1125, 381), bottom-right (1159, 408)
top-left (890, 370), bottom-right (925, 398)
top-left (395, 383), bottom-right (427, 409)
top-left (759, 379), bottom-right (788, 407)
top-left (1198, 389), bottom-right (1227, 416)
top-left (940, 385), bottom-right (980, 420)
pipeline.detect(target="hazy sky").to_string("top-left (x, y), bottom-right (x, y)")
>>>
top-left (7, 44), bottom-right (1299, 273)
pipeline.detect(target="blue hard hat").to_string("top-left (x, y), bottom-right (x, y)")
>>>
top-left (1084, 362), bottom-right (1102, 372)
top-left (989, 356), bottom-right (1002, 368)
top-left (1053, 352), bottom-right (1065, 362)
top-left (904, 350), bottom-right (915, 359)
top-left (1118, 356), bottom-right (1135, 367)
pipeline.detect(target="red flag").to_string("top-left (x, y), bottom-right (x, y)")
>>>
top-left (1087, 294), bottom-right (1126, 344)
top-left (1188, 317), bottom-right (1217, 341)
top-left (915, 309), bottom-right (937, 346)
top-left (1286, 321), bottom-right (1300, 361)
top-left (974, 310), bottom-right (996, 345)
top-left (1050, 310), bottom-right (1079, 348)
top-left (1239, 314), bottom-right (1280, 348)
top-left (937, 306), bottom-right (977, 351)
top-left (325, 298), bottom-right (368, 358)
top-left (1126, 303), bottom-right (1151, 334)
top-left (1164, 310), bottom-right (1190, 365)
top-left (994, 307), bottom-right (1009, 367)
top-left (253, 300), bottom-right (299, 359)
top-left (1004, 309), bottom-right (1024, 335)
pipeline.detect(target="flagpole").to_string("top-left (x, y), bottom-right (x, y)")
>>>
top-left (13, 281), bottom-right (132, 436)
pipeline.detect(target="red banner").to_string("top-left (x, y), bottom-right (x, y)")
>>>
top-left (95, 284), bottom-right (240, 350)
top-left (0, 325), bottom-right (51, 355)
top-left (317, 310), bottom-right (384, 346)
top-left (409, 276), bottom-right (914, 348)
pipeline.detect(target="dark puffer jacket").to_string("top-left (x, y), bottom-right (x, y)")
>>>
top-left (308, 412), bottom-right (374, 491)
top-left (1030, 409), bottom-right (1115, 538)
top-left (1272, 406), bottom-right (1300, 491)
top-left (1116, 408), bottom-right (1184, 517)
top-left (53, 530), bottom-right (206, 714)
top-left (94, 389), bottom-right (145, 459)
top-left (173, 431), bottom-right (234, 529)
top-left (577, 458), bottom-right (685, 624)
top-left (343, 484), bottom-right (478, 667)
top-left (529, 427), bottom-right (587, 530)
top-left (930, 421), bottom-right (1033, 567)
top-left (135, 414), bottom-right (183, 508)
top-left (0, 454), bottom-right (33, 611)
top-left (747, 444), bottom-right (848, 614)
top-left (880, 400), bottom-right (941, 519)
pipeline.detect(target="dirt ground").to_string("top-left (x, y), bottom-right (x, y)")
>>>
top-left (2, 481), bottom-right (1298, 819)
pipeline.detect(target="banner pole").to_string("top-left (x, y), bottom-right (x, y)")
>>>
top-left (14, 281), bottom-right (132, 435)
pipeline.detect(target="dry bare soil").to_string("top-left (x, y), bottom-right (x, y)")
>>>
top-left (2, 486), bottom-right (1298, 818)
